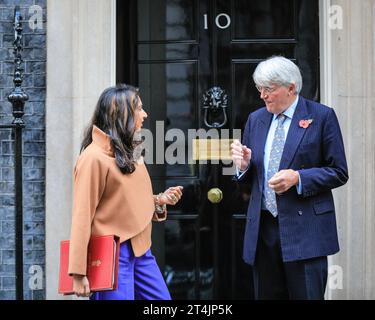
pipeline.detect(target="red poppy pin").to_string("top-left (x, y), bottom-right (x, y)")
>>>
top-left (299, 119), bottom-right (313, 129)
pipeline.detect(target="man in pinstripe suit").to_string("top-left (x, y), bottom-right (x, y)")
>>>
top-left (231, 56), bottom-right (348, 299)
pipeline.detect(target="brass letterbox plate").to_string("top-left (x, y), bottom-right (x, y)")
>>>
top-left (192, 139), bottom-right (232, 161)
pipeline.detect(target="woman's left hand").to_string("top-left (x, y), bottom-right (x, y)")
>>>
top-left (159, 186), bottom-right (183, 206)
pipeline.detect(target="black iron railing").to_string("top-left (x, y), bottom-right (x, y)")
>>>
top-left (0, 6), bottom-right (28, 300)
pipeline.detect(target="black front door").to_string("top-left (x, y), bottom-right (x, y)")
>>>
top-left (117, 0), bottom-right (319, 299)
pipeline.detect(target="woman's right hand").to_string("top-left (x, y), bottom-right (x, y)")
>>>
top-left (72, 274), bottom-right (90, 297)
top-left (160, 186), bottom-right (183, 206)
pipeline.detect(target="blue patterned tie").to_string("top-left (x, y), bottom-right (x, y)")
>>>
top-left (265, 114), bottom-right (286, 217)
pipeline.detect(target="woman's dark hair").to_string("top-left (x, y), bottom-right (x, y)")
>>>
top-left (80, 84), bottom-right (141, 174)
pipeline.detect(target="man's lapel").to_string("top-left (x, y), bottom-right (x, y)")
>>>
top-left (279, 96), bottom-right (311, 169)
top-left (254, 110), bottom-right (273, 191)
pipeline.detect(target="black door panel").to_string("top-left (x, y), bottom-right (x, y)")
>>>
top-left (117, 0), bottom-right (319, 299)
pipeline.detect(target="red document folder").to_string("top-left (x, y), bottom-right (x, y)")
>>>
top-left (58, 235), bottom-right (120, 295)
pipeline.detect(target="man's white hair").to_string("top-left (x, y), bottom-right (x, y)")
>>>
top-left (253, 56), bottom-right (302, 94)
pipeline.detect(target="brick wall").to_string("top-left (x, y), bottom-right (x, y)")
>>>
top-left (0, 0), bottom-right (46, 300)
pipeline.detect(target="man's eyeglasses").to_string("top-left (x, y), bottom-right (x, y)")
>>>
top-left (255, 85), bottom-right (278, 94)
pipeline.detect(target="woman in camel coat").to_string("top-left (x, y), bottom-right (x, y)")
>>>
top-left (68, 84), bottom-right (182, 300)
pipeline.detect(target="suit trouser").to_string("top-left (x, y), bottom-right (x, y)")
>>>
top-left (90, 240), bottom-right (171, 300)
top-left (252, 210), bottom-right (328, 300)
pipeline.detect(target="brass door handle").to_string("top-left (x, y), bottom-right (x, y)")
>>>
top-left (207, 188), bottom-right (223, 204)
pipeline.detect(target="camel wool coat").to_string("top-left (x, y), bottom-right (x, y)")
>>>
top-left (68, 125), bottom-right (165, 275)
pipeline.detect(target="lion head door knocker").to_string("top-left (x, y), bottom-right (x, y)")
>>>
top-left (202, 86), bottom-right (228, 128)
